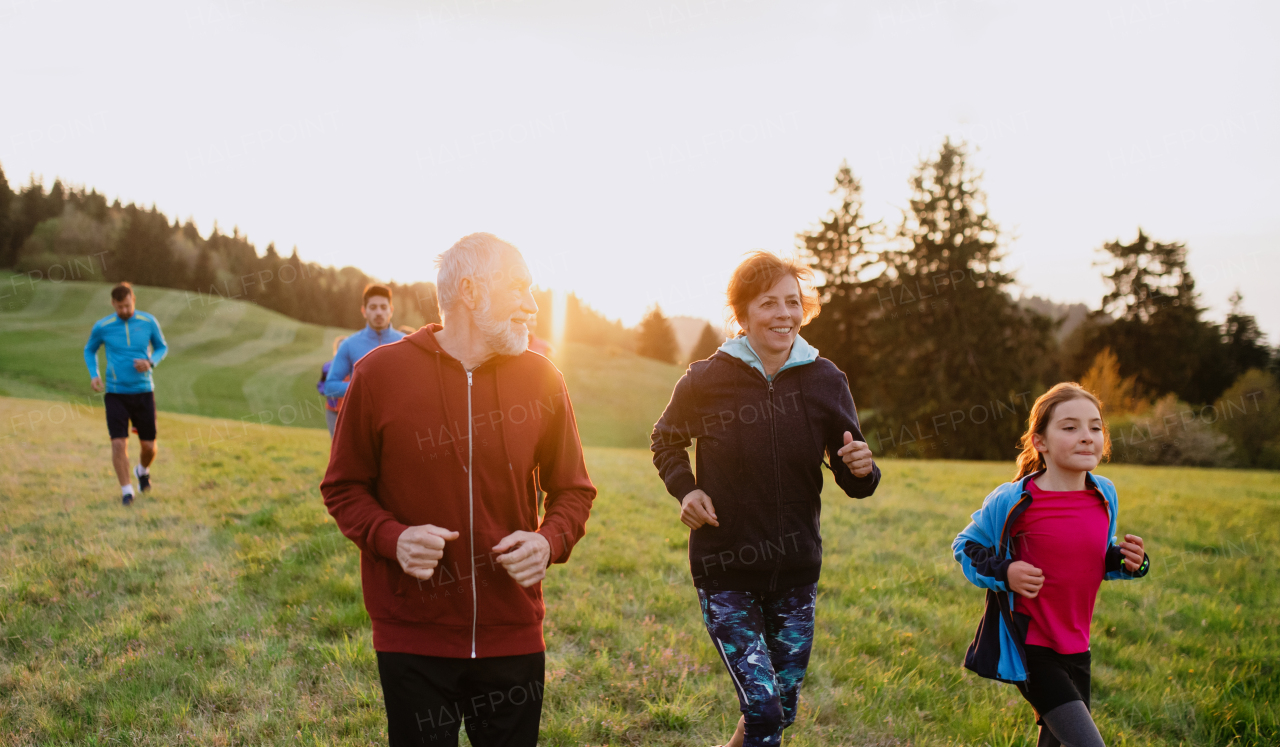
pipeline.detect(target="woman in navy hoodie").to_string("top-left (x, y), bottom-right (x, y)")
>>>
top-left (651, 251), bottom-right (881, 747)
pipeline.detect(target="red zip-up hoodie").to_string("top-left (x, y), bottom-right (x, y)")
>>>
top-left (320, 324), bottom-right (596, 658)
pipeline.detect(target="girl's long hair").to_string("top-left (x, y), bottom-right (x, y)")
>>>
top-left (1014, 382), bottom-right (1112, 481)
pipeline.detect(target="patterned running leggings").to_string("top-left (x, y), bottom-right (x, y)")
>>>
top-left (697, 583), bottom-right (818, 747)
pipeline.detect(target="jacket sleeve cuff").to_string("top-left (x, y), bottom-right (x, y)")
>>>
top-left (668, 474), bottom-right (698, 503)
top-left (373, 520), bottom-right (409, 561)
top-left (1129, 552), bottom-right (1151, 577)
top-left (992, 557), bottom-right (1014, 584)
top-left (538, 526), bottom-right (565, 565)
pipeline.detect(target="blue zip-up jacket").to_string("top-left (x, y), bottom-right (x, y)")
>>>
top-left (83, 312), bottom-right (168, 394)
top-left (952, 471), bottom-right (1151, 683)
top-left (652, 334), bottom-right (881, 592)
top-left (323, 325), bottom-right (406, 398)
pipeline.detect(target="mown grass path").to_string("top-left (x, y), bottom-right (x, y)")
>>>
top-left (0, 276), bottom-right (684, 448)
top-left (1, 396), bottom-right (1277, 745)
top-left (0, 276), bottom-right (343, 426)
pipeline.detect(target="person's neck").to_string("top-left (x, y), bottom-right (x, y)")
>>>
top-left (746, 335), bottom-right (790, 378)
top-left (367, 323), bottom-right (389, 334)
top-left (1035, 463), bottom-right (1088, 492)
top-left (434, 320), bottom-right (496, 372)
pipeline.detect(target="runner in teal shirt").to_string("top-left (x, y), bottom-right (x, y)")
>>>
top-left (84, 283), bottom-right (168, 504)
top-left (84, 306), bottom-right (168, 393)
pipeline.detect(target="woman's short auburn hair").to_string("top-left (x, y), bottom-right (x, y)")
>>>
top-left (726, 251), bottom-right (821, 330)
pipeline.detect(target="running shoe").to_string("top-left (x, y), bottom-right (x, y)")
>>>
top-left (135, 464), bottom-right (151, 492)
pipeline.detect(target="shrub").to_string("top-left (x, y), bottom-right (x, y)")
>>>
top-left (1108, 394), bottom-right (1232, 467)
top-left (1214, 369), bottom-right (1280, 469)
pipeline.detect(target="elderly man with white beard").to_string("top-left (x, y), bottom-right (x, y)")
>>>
top-left (321, 233), bottom-right (597, 747)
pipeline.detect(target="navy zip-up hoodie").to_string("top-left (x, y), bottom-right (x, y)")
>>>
top-left (651, 336), bottom-right (880, 592)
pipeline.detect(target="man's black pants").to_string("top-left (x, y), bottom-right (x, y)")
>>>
top-left (377, 650), bottom-right (544, 747)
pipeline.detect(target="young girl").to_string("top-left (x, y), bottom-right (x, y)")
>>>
top-left (953, 383), bottom-right (1150, 747)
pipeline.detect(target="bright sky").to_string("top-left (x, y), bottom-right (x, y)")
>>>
top-left (4, 0), bottom-right (1277, 338)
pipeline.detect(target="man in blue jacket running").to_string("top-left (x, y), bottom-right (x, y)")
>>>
top-left (321, 284), bottom-right (406, 431)
top-left (84, 282), bottom-right (168, 505)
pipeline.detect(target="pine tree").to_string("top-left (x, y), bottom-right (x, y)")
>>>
top-left (637, 305), bottom-right (679, 364)
top-left (688, 322), bottom-right (723, 362)
top-left (191, 246), bottom-right (218, 293)
top-left (803, 139), bottom-right (1053, 460)
top-left (799, 161), bottom-right (883, 391)
top-left (0, 164), bottom-right (13, 267)
top-left (1087, 230), bottom-right (1231, 403)
top-left (799, 161), bottom-right (879, 287)
top-left (1222, 291), bottom-right (1271, 381)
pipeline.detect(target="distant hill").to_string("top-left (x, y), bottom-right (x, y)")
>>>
top-left (1018, 295), bottom-right (1098, 341)
top-left (668, 315), bottom-right (717, 362)
top-left (0, 275), bottom-right (684, 447)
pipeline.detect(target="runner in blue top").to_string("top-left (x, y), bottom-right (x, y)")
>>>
top-left (323, 284), bottom-right (406, 401)
top-left (83, 282), bottom-right (169, 505)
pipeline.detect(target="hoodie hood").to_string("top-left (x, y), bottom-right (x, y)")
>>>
top-left (407, 323), bottom-right (448, 355)
top-left (717, 333), bottom-right (819, 380)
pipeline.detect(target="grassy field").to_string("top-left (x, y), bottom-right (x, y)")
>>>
top-left (0, 275), bottom-right (682, 448)
top-left (1, 394), bottom-right (1276, 746)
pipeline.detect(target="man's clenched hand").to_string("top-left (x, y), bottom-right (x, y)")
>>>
top-left (494, 531), bottom-right (551, 588)
top-left (396, 524), bottom-right (459, 580)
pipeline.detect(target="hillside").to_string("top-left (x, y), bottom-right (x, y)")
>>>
top-left (0, 275), bottom-right (683, 447)
top-left (1, 396), bottom-right (1276, 745)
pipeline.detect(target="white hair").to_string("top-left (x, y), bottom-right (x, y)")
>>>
top-left (434, 232), bottom-right (514, 314)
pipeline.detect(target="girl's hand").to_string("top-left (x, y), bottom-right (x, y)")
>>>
top-left (1119, 534), bottom-right (1145, 571)
top-left (680, 489), bottom-right (719, 530)
top-left (1007, 560), bottom-right (1044, 598)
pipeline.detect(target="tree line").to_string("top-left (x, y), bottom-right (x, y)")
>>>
top-left (0, 164), bottom-right (443, 330)
top-left (596, 138), bottom-right (1279, 468)
top-left (5, 151), bottom-right (1275, 468)
top-left (795, 139), bottom-right (1278, 468)
top-left (0, 161), bottom-right (634, 349)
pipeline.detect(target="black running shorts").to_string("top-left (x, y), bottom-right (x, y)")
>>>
top-left (1016, 644), bottom-right (1091, 724)
top-left (105, 392), bottom-right (157, 441)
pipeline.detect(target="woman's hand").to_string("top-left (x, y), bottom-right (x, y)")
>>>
top-left (1007, 560), bottom-right (1044, 598)
top-left (680, 489), bottom-right (719, 530)
top-left (1118, 533), bottom-right (1145, 572)
top-left (837, 431), bottom-right (874, 477)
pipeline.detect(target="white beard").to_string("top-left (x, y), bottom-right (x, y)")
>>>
top-left (475, 302), bottom-right (529, 357)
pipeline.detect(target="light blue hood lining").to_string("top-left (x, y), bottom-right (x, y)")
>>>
top-left (717, 333), bottom-right (819, 381)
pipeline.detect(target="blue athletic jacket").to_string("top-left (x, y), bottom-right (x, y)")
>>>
top-left (952, 470), bottom-right (1151, 683)
top-left (322, 325), bottom-right (405, 398)
top-left (83, 312), bottom-right (169, 394)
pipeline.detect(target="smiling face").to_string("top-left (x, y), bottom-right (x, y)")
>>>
top-left (362, 295), bottom-right (393, 331)
top-left (1033, 397), bottom-right (1104, 474)
top-left (474, 248), bottom-right (538, 357)
top-left (741, 274), bottom-right (804, 360)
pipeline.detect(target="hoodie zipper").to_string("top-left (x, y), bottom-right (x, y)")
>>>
top-left (767, 379), bottom-right (783, 592)
top-left (467, 369), bottom-right (477, 658)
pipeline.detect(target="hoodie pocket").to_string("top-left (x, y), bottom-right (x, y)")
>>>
top-left (778, 502), bottom-right (822, 568)
top-left (389, 559), bottom-right (467, 626)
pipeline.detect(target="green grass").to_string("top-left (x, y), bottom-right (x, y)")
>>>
top-left (0, 274), bottom-right (682, 447)
top-left (1, 396), bottom-right (1276, 746)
